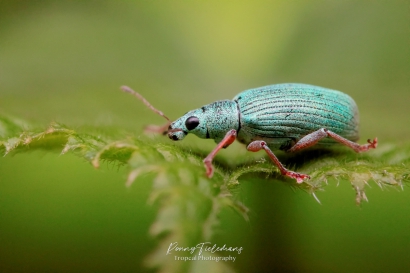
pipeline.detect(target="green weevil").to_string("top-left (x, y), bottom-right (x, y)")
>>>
top-left (121, 84), bottom-right (377, 183)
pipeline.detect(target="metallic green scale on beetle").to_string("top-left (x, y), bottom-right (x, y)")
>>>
top-left (121, 83), bottom-right (377, 183)
top-left (171, 84), bottom-right (359, 149)
top-left (234, 83), bottom-right (359, 148)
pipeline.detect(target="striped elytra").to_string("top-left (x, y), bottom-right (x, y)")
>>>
top-left (234, 84), bottom-right (359, 148)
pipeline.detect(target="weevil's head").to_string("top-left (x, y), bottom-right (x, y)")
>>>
top-left (167, 108), bottom-right (208, 141)
top-left (167, 100), bottom-right (239, 143)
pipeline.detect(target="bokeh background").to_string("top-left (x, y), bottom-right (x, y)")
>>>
top-left (1, 1), bottom-right (409, 272)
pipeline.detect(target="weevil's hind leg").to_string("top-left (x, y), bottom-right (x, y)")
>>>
top-left (203, 129), bottom-right (237, 178)
top-left (247, 140), bottom-right (309, 183)
top-left (287, 128), bottom-right (377, 153)
top-left (326, 131), bottom-right (377, 152)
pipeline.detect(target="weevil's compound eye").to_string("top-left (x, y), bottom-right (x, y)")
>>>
top-left (185, 116), bottom-right (200, 130)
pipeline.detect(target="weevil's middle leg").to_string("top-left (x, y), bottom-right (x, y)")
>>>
top-left (203, 129), bottom-right (237, 178)
top-left (247, 140), bottom-right (310, 183)
top-left (287, 128), bottom-right (377, 153)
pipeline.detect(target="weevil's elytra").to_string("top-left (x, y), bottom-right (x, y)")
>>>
top-left (121, 83), bottom-right (377, 183)
top-left (233, 84), bottom-right (360, 147)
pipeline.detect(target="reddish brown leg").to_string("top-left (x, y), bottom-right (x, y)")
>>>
top-left (247, 140), bottom-right (309, 183)
top-left (288, 128), bottom-right (377, 153)
top-left (144, 122), bottom-right (171, 135)
top-left (203, 129), bottom-right (237, 178)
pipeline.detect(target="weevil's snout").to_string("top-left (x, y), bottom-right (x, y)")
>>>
top-left (167, 111), bottom-right (203, 141)
top-left (167, 125), bottom-right (187, 141)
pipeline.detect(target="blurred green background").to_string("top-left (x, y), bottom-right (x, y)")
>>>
top-left (1, 1), bottom-right (409, 272)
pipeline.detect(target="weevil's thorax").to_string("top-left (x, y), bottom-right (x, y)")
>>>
top-left (168, 100), bottom-right (239, 143)
top-left (203, 100), bottom-right (239, 143)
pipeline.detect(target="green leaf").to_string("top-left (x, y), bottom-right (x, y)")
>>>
top-left (1, 114), bottom-right (408, 272)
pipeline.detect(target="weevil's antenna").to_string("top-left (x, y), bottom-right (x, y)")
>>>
top-left (120, 86), bottom-right (171, 122)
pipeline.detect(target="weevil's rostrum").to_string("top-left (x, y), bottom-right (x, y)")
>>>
top-left (122, 83), bottom-right (377, 183)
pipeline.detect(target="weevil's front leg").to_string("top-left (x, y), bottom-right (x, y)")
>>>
top-left (247, 141), bottom-right (309, 183)
top-left (203, 129), bottom-right (237, 178)
top-left (288, 128), bottom-right (377, 153)
top-left (144, 122), bottom-right (171, 135)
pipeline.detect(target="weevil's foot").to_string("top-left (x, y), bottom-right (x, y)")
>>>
top-left (203, 160), bottom-right (214, 178)
top-left (285, 171), bottom-right (310, 184)
top-left (367, 137), bottom-right (378, 149)
top-left (358, 137), bottom-right (378, 152)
